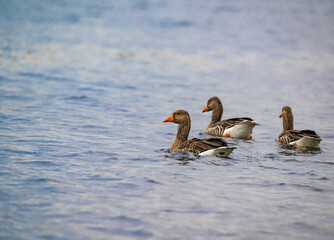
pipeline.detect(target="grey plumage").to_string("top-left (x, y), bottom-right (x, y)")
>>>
top-left (203, 96), bottom-right (256, 137)
top-left (163, 109), bottom-right (231, 155)
top-left (176, 137), bottom-right (228, 155)
top-left (276, 106), bottom-right (321, 147)
top-left (276, 130), bottom-right (320, 144)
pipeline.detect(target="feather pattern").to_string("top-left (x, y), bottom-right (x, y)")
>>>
top-left (276, 130), bottom-right (320, 144)
top-left (207, 117), bottom-right (254, 136)
top-left (176, 137), bottom-right (228, 155)
top-left (276, 106), bottom-right (322, 148)
top-left (163, 110), bottom-right (237, 157)
top-left (202, 97), bottom-right (256, 139)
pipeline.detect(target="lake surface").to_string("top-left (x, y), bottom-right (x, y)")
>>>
top-left (1, 1), bottom-right (334, 239)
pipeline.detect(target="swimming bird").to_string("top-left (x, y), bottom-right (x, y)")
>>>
top-left (163, 110), bottom-right (238, 157)
top-left (202, 96), bottom-right (257, 139)
top-left (275, 106), bottom-right (322, 148)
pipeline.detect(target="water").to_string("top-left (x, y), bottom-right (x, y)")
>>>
top-left (1, 1), bottom-right (334, 239)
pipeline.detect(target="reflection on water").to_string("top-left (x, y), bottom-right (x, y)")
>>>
top-left (277, 143), bottom-right (323, 156)
top-left (159, 150), bottom-right (198, 166)
top-left (1, 0), bottom-right (334, 239)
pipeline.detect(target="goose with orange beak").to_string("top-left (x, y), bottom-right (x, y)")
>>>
top-left (275, 106), bottom-right (321, 148)
top-left (202, 96), bottom-right (257, 139)
top-left (163, 110), bottom-right (238, 157)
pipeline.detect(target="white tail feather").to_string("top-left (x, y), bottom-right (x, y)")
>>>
top-left (289, 136), bottom-right (322, 148)
top-left (199, 146), bottom-right (238, 157)
top-left (223, 120), bottom-right (256, 139)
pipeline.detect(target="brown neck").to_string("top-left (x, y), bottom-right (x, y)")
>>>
top-left (282, 112), bottom-right (294, 131)
top-left (170, 121), bottom-right (190, 152)
top-left (209, 104), bottom-right (223, 127)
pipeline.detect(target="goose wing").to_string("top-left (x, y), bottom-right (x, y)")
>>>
top-left (177, 138), bottom-right (228, 155)
top-left (214, 117), bottom-right (254, 129)
top-left (298, 130), bottom-right (320, 138)
top-left (277, 129), bottom-right (321, 144)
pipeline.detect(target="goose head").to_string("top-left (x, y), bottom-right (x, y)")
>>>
top-left (163, 110), bottom-right (191, 125)
top-left (279, 106), bottom-right (294, 131)
top-left (202, 96), bottom-right (222, 112)
top-left (279, 106), bottom-right (292, 118)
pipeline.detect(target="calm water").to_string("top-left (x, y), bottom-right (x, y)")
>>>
top-left (1, 1), bottom-right (334, 239)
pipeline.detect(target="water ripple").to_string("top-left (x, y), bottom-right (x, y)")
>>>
top-left (1, 1), bottom-right (334, 240)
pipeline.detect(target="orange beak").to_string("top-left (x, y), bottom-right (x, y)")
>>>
top-left (202, 106), bottom-right (209, 113)
top-left (163, 114), bottom-right (174, 122)
top-left (279, 114), bottom-right (282, 118)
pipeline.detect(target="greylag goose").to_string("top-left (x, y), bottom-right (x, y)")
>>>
top-left (275, 106), bottom-right (322, 148)
top-left (163, 110), bottom-right (238, 157)
top-left (202, 96), bottom-right (257, 139)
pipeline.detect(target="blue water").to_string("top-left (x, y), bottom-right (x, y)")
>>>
top-left (1, 1), bottom-right (334, 239)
